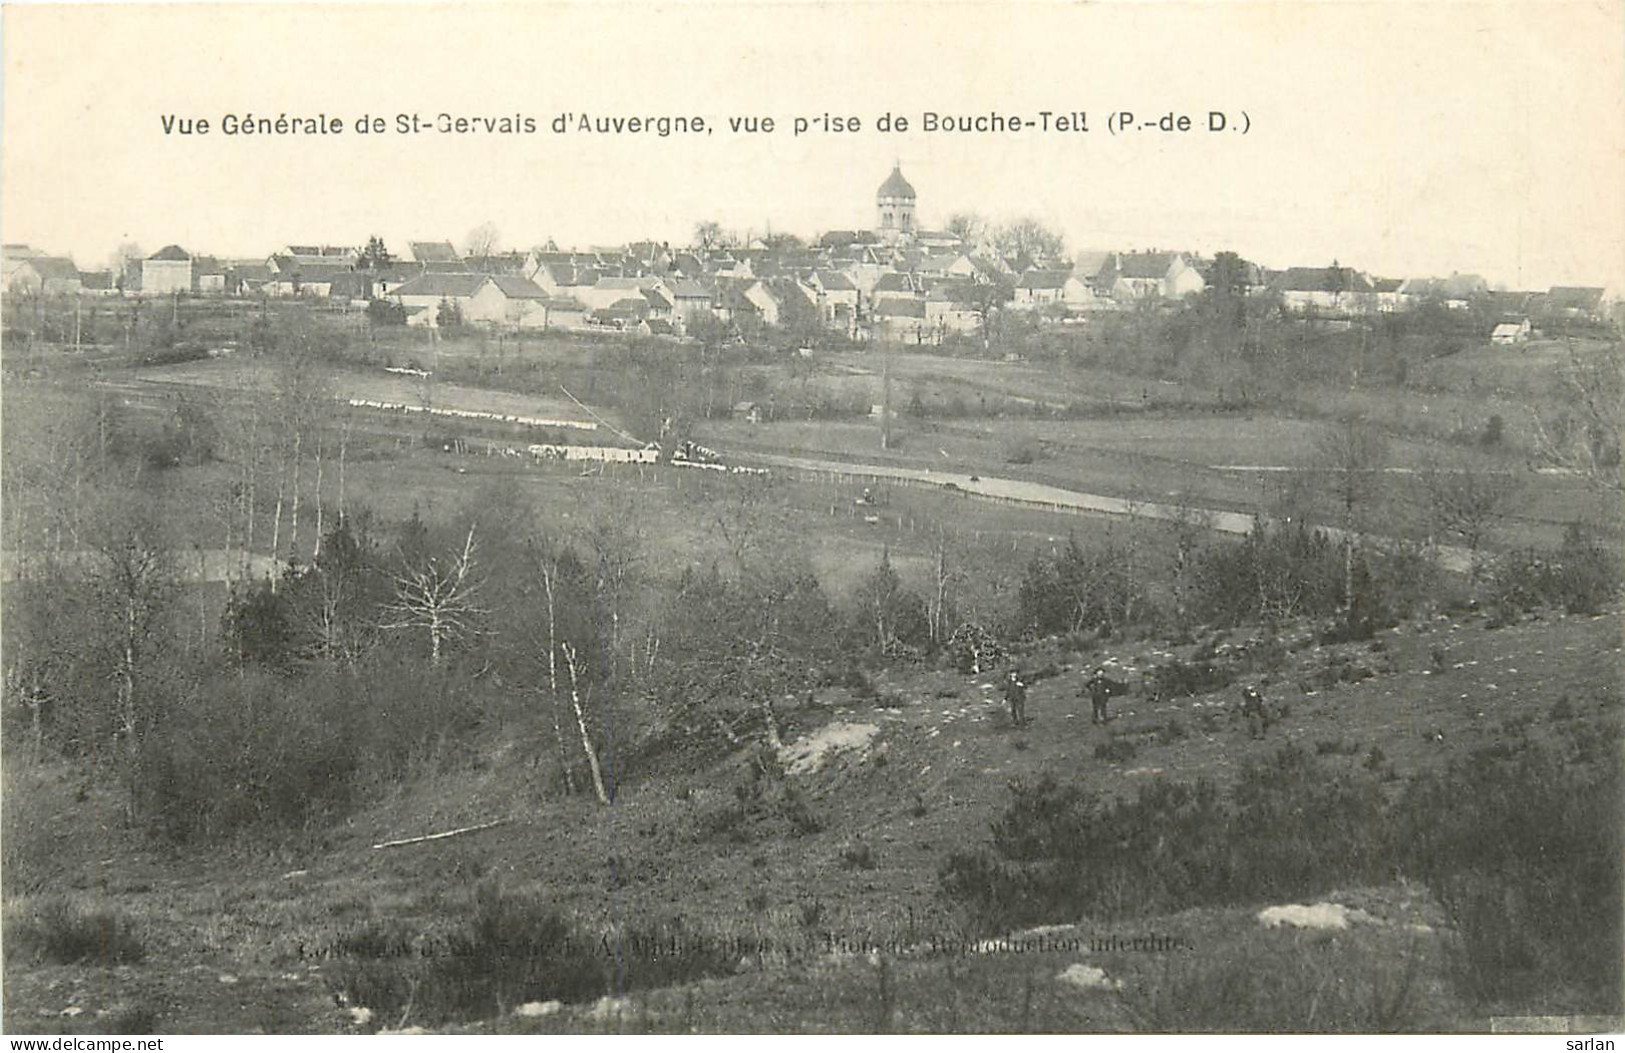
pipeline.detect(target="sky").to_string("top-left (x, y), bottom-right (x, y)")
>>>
top-left (3, 2), bottom-right (1623, 290)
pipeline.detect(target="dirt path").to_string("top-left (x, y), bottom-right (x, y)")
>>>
top-left (736, 450), bottom-right (1473, 572)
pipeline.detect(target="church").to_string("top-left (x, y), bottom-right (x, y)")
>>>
top-left (876, 164), bottom-right (917, 243)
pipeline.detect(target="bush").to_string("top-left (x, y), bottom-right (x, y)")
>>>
top-left (132, 661), bottom-right (483, 844)
top-left (329, 885), bottom-right (737, 1025)
top-left (1124, 926), bottom-right (1423, 1032)
top-left (840, 842), bottom-right (877, 870)
top-left (4, 896), bottom-right (145, 966)
top-left (1155, 718), bottom-right (1189, 746)
top-left (1487, 522), bottom-right (1623, 618)
top-left (944, 741), bottom-right (1623, 1014)
top-left (1149, 656), bottom-right (1236, 699)
top-left (1093, 738), bottom-right (1139, 764)
top-left (1392, 744), bottom-right (1623, 1011)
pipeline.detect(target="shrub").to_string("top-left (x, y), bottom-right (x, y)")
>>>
top-left (945, 622), bottom-right (1005, 675)
top-left (944, 741), bottom-right (1623, 1015)
top-left (329, 883), bottom-right (741, 1026)
top-left (1093, 738), bottom-right (1139, 764)
top-left (1149, 656), bottom-right (1236, 699)
top-left (1124, 926), bottom-right (1423, 1032)
top-left (1155, 718), bottom-right (1189, 746)
top-left (840, 842), bottom-right (877, 870)
top-left (4, 896), bottom-right (145, 966)
top-left (1487, 522), bottom-right (1623, 618)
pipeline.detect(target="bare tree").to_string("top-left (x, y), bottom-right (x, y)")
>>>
top-left (585, 504), bottom-right (644, 676)
top-left (382, 524), bottom-right (486, 665)
top-left (560, 641), bottom-right (611, 804)
top-left (108, 243), bottom-right (144, 288)
top-left (1421, 457), bottom-right (1522, 581)
top-left (1528, 340), bottom-right (1622, 494)
top-left (1168, 495), bottom-right (1217, 631)
top-left (85, 499), bottom-right (177, 758)
top-left (925, 524), bottom-right (967, 646)
top-left (993, 217), bottom-right (1066, 264)
top-left (693, 220), bottom-right (737, 251)
top-left (1314, 415), bottom-right (1390, 608)
top-left (944, 211), bottom-right (988, 248)
top-left (702, 472), bottom-right (778, 572)
top-left (463, 222), bottom-right (502, 265)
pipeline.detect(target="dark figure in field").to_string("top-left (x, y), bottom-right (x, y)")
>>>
top-left (1240, 685), bottom-right (1269, 739)
top-left (1084, 667), bottom-right (1128, 725)
top-left (1005, 670), bottom-right (1029, 728)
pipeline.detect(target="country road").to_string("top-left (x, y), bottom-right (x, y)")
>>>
top-left (734, 450), bottom-right (1476, 573)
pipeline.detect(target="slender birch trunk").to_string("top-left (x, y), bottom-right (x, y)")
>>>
top-left (562, 641), bottom-right (609, 804)
top-left (541, 565), bottom-right (576, 794)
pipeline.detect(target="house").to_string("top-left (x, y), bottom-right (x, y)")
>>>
top-left (872, 297), bottom-right (929, 342)
top-left (590, 297), bottom-right (650, 330)
top-left (467, 275), bottom-right (553, 327)
top-left (5, 255), bottom-right (82, 295)
top-left (1112, 251), bottom-right (1206, 301)
top-left (464, 251), bottom-right (529, 275)
top-left (327, 272), bottom-right (377, 305)
top-left (1371, 278), bottom-right (1406, 313)
top-left (389, 272), bottom-right (487, 322)
top-left (810, 270), bottom-right (860, 334)
top-left (670, 279), bottom-right (718, 329)
top-left (925, 282), bottom-right (984, 334)
top-left (219, 261), bottom-right (267, 296)
top-left (871, 271), bottom-right (923, 301)
top-left (525, 260), bottom-right (591, 294)
top-left (409, 241), bottom-right (461, 264)
top-left (704, 253), bottom-right (753, 280)
top-left (142, 245), bottom-right (194, 295)
top-left (1544, 286), bottom-right (1606, 320)
top-left (1, 245), bottom-right (41, 288)
top-left (641, 287), bottom-right (676, 324)
top-left (1400, 273), bottom-right (1487, 310)
top-left (78, 270), bottom-right (118, 296)
top-left (578, 275), bottom-right (667, 311)
top-left (833, 254), bottom-right (893, 299)
top-left (1012, 268), bottom-right (1092, 310)
top-left (1069, 251), bottom-right (1116, 296)
top-left (1490, 318), bottom-right (1531, 345)
top-left (1275, 266), bottom-right (1377, 316)
top-left (371, 262), bottom-right (424, 297)
top-left (711, 280), bottom-right (771, 326)
top-left (908, 250), bottom-right (967, 278)
top-left (734, 280), bottom-right (783, 326)
top-left (264, 256), bottom-right (356, 298)
top-left (913, 229), bottom-right (965, 251)
top-left (193, 256), bottom-right (227, 294)
top-left (280, 245), bottom-right (359, 268)
top-left (543, 297), bottom-right (589, 331)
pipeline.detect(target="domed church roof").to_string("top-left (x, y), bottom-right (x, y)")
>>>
top-left (877, 165), bottom-right (916, 200)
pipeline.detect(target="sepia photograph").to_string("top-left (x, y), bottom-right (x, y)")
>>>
top-left (1, 0), bottom-right (1622, 1038)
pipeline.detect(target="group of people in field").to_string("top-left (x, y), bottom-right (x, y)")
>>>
top-left (1002, 665), bottom-right (1272, 739)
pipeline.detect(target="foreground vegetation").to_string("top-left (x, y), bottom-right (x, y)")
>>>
top-left (3, 296), bottom-right (1621, 1032)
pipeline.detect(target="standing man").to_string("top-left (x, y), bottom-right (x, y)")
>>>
top-left (1083, 666), bottom-right (1124, 726)
top-left (1005, 669), bottom-right (1029, 728)
top-left (1240, 684), bottom-right (1269, 740)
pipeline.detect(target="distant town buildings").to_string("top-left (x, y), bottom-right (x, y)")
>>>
top-left (3, 166), bottom-right (1620, 343)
